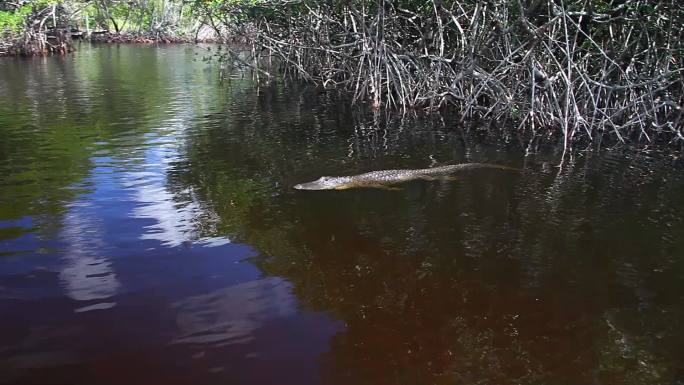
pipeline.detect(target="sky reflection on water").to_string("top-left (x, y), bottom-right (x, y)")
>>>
top-left (0, 44), bottom-right (683, 385)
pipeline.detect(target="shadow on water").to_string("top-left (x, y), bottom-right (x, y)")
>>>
top-left (0, 44), bottom-right (683, 385)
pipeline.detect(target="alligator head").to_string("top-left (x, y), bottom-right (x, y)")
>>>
top-left (294, 176), bottom-right (353, 190)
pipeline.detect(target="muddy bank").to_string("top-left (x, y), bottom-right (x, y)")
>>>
top-left (88, 32), bottom-right (191, 44)
top-left (1, 31), bottom-right (207, 56)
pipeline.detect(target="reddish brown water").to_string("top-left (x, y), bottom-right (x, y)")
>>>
top-left (1, 44), bottom-right (683, 385)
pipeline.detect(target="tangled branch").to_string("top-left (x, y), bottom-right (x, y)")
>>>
top-left (222, 0), bottom-right (684, 145)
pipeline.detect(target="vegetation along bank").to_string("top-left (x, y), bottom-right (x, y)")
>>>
top-left (1, 0), bottom-right (683, 148)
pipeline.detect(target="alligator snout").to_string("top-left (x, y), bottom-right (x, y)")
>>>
top-left (294, 176), bottom-right (344, 190)
top-left (293, 183), bottom-right (310, 190)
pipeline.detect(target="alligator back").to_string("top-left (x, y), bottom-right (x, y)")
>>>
top-left (294, 163), bottom-right (518, 190)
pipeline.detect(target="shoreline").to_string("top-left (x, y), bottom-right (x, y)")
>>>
top-left (88, 32), bottom-right (199, 44)
top-left (0, 32), bottom-right (220, 57)
top-left (1, 39), bottom-right (682, 153)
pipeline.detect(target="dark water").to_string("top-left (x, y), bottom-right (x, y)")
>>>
top-left (1, 44), bottom-right (683, 385)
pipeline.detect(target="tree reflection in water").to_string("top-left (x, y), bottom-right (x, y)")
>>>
top-left (167, 83), bottom-right (684, 385)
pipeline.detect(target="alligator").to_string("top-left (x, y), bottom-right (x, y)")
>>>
top-left (294, 163), bottom-right (518, 190)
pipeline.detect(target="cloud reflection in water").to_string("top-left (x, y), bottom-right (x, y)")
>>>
top-left (172, 277), bottom-right (296, 347)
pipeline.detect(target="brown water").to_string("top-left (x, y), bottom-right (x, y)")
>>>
top-left (0, 44), bottom-right (683, 385)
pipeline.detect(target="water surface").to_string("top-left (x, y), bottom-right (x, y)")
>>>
top-left (1, 44), bottom-right (683, 385)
